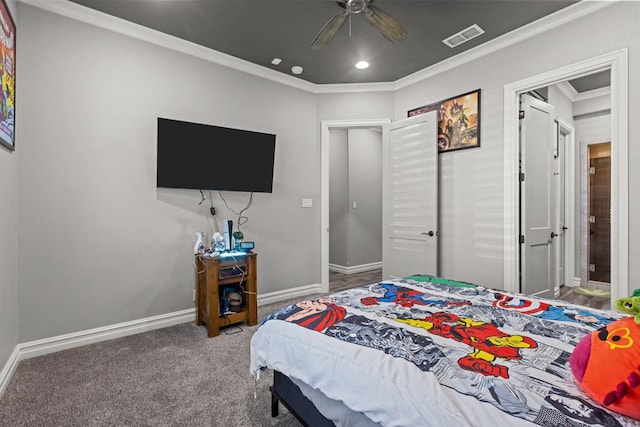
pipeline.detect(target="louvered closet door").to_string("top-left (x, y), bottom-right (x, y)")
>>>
top-left (383, 111), bottom-right (438, 280)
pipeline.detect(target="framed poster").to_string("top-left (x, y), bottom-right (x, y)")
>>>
top-left (409, 89), bottom-right (481, 153)
top-left (0, 0), bottom-right (15, 152)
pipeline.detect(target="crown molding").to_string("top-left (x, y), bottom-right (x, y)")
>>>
top-left (314, 82), bottom-right (395, 94)
top-left (21, 0), bottom-right (614, 94)
top-left (556, 81), bottom-right (579, 101)
top-left (19, 0), bottom-right (319, 92)
top-left (555, 80), bottom-right (611, 103)
top-left (574, 85), bottom-right (611, 102)
top-left (393, 1), bottom-right (613, 90)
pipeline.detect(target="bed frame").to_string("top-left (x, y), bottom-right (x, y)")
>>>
top-left (270, 370), bottom-right (334, 426)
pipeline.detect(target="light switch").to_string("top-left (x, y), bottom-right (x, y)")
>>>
top-left (353, 201), bottom-right (357, 209)
top-left (302, 198), bottom-right (313, 208)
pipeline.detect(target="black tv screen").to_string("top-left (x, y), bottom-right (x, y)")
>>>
top-left (157, 118), bottom-right (276, 193)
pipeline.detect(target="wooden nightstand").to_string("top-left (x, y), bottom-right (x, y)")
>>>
top-left (195, 252), bottom-right (257, 337)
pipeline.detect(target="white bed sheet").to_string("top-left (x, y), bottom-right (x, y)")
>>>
top-left (251, 319), bottom-right (536, 427)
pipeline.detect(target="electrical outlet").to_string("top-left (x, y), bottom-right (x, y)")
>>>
top-left (193, 289), bottom-right (196, 302)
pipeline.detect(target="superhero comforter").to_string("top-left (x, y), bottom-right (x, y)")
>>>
top-left (250, 275), bottom-right (640, 427)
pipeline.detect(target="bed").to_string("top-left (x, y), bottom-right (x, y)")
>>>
top-left (250, 274), bottom-right (639, 427)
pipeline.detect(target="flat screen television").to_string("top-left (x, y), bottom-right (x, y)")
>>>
top-left (157, 118), bottom-right (276, 193)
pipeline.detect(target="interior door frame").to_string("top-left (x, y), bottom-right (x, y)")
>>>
top-left (558, 119), bottom-right (576, 293)
top-left (503, 49), bottom-right (628, 304)
top-left (321, 119), bottom-right (391, 293)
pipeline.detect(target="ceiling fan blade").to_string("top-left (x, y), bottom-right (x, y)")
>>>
top-left (364, 4), bottom-right (408, 44)
top-left (311, 10), bottom-right (348, 50)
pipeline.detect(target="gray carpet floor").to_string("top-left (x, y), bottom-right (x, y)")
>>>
top-left (0, 275), bottom-right (610, 426)
top-left (0, 297), bottom-right (321, 427)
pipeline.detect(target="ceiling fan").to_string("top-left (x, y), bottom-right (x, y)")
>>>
top-left (311, 0), bottom-right (408, 50)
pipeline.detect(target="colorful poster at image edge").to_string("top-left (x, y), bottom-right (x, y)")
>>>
top-left (0, 0), bottom-right (15, 151)
top-left (408, 89), bottom-right (481, 153)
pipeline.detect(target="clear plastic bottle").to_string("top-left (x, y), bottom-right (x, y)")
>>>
top-left (193, 232), bottom-right (206, 255)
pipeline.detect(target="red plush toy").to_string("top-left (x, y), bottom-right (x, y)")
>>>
top-left (569, 317), bottom-right (640, 420)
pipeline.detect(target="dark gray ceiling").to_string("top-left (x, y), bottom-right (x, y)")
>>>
top-left (69, 0), bottom-right (579, 85)
top-left (568, 70), bottom-right (611, 93)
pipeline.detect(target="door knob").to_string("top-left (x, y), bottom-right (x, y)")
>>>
top-left (561, 226), bottom-right (568, 231)
top-left (550, 232), bottom-right (558, 238)
top-left (422, 231), bottom-right (436, 237)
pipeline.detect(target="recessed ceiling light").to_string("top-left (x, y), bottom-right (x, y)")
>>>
top-left (271, 58), bottom-right (282, 65)
top-left (355, 60), bottom-right (369, 69)
top-left (291, 66), bottom-right (303, 75)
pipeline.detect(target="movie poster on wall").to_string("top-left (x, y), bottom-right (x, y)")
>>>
top-left (408, 89), bottom-right (481, 153)
top-left (0, 0), bottom-right (15, 152)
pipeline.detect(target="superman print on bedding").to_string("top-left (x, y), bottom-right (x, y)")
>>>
top-left (265, 298), bottom-right (346, 332)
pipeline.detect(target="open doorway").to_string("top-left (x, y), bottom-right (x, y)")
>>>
top-left (504, 49), bottom-right (628, 306)
top-left (328, 128), bottom-right (383, 292)
top-left (586, 142), bottom-right (611, 286)
top-left (320, 119), bottom-right (391, 293)
top-left (518, 90), bottom-right (580, 299)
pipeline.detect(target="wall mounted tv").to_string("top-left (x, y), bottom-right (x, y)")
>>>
top-left (157, 118), bottom-right (276, 193)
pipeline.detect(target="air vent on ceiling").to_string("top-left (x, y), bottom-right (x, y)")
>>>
top-left (443, 24), bottom-right (485, 48)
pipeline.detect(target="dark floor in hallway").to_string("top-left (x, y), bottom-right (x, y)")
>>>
top-left (556, 285), bottom-right (611, 310)
top-left (329, 269), bottom-right (382, 293)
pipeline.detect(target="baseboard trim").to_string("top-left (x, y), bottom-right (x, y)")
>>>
top-left (587, 281), bottom-right (611, 291)
top-left (13, 283), bottom-right (325, 362)
top-left (1, 284), bottom-right (322, 398)
top-left (572, 277), bottom-right (582, 287)
top-left (18, 308), bottom-right (196, 361)
top-left (257, 284), bottom-right (323, 306)
top-left (329, 261), bottom-right (382, 275)
top-left (0, 346), bottom-right (20, 399)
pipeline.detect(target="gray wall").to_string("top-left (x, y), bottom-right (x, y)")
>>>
top-left (317, 92), bottom-right (394, 123)
top-left (329, 128), bottom-right (382, 268)
top-left (547, 86), bottom-right (575, 124)
top-left (6, 1), bottom-right (640, 349)
top-left (17, 4), bottom-right (318, 341)
top-left (329, 129), bottom-right (349, 266)
top-left (0, 0), bottom-right (18, 380)
top-left (395, 1), bottom-right (640, 293)
top-left (346, 129), bottom-right (382, 266)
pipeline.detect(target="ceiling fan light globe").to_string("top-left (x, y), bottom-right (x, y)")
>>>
top-left (347, 0), bottom-right (367, 14)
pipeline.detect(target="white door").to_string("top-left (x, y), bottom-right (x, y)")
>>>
top-left (382, 111), bottom-right (438, 280)
top-left (520, 95), bottom-right (556, 298)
